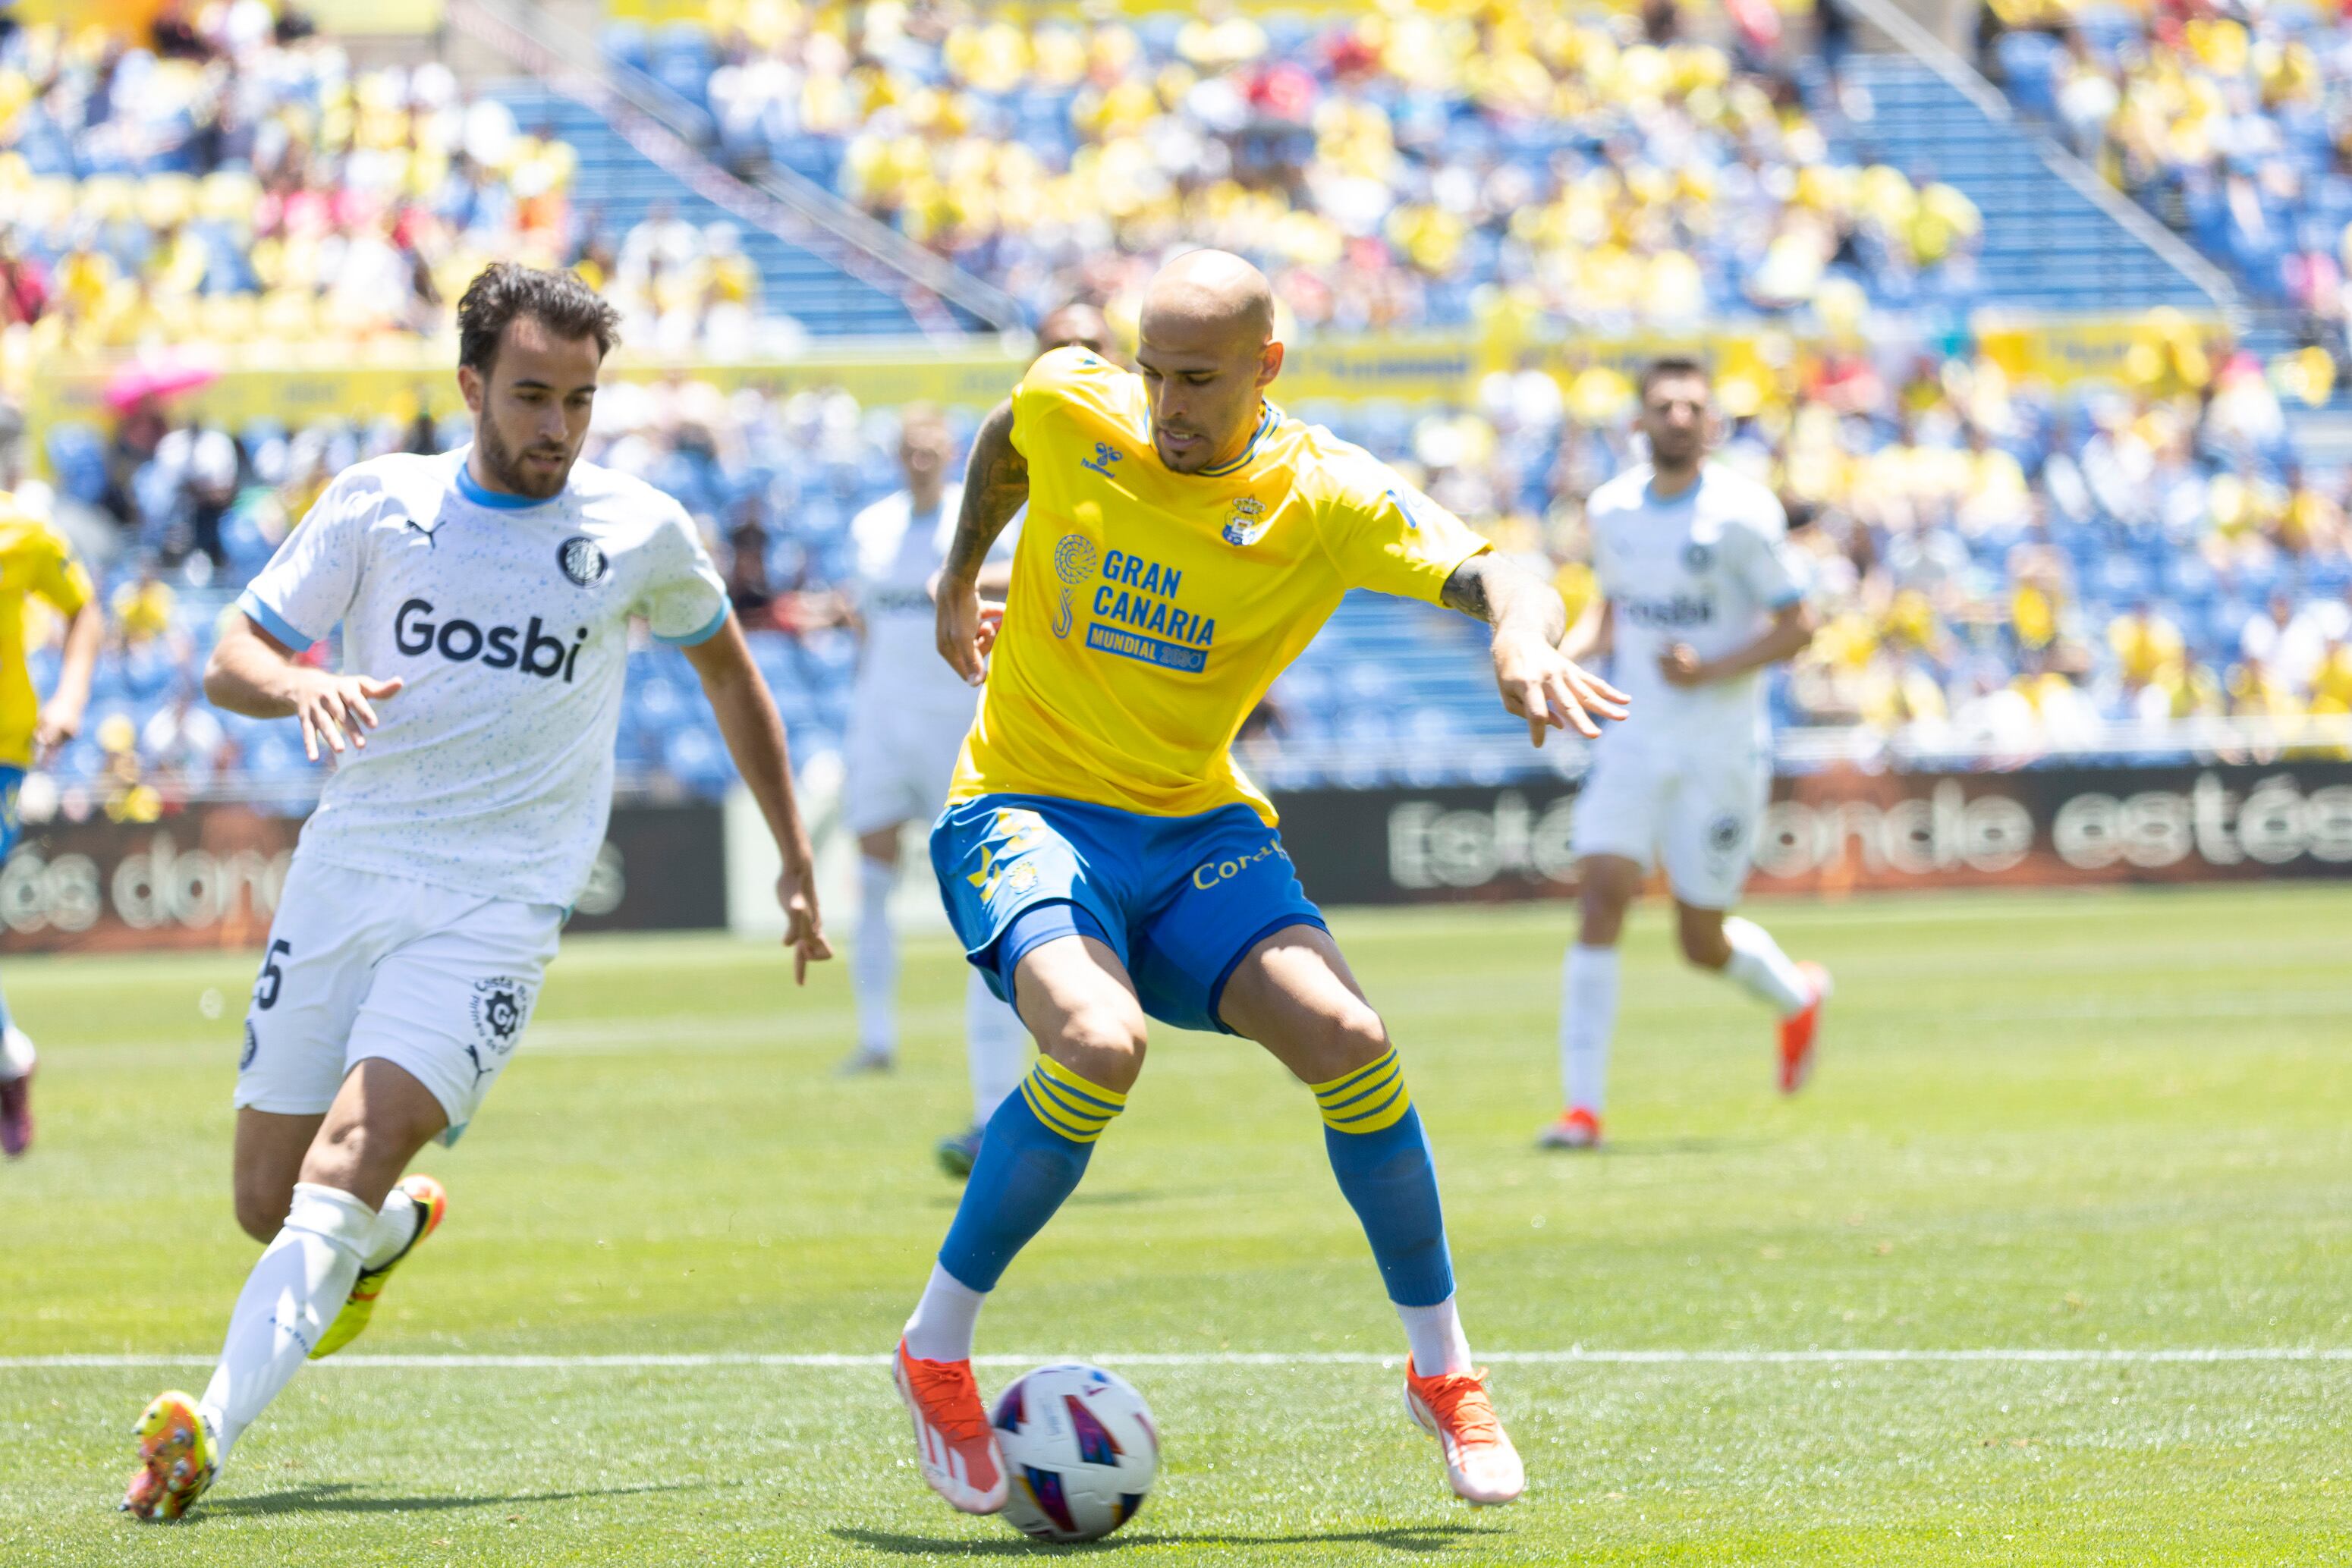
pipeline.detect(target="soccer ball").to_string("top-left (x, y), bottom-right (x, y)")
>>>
top-left (990, 1362), bottom-right (1159, 1542)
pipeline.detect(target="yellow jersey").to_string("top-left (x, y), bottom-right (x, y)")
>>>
top-left (950, 347), bottom-right (1491, 825)
top-left (0, 500), bottom-right (96, 769)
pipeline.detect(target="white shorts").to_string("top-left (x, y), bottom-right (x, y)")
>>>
top-left (1570, 740), bottom-right (1770, 910)
top-left (844, 707), bottom-right (970, 837)
top-left (235, 858), bottom-right (562, 1145)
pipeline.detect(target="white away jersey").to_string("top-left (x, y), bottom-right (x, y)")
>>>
top-left (237, 447), bottom-right (728, 907)
top-left (845, 482), bottom-right (1014, 720)
top-left (1587, 461), bottom-right (1803, 750)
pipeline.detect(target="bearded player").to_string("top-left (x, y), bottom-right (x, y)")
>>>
top-left (121, 264), bottom-right (830, 1520)
top-left (891, 250), bottom-right (1627, 1513)
top-left (1538, 358), bottom-right (1826, 1152)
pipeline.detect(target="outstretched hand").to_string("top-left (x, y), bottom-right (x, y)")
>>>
top-left (1493, 630), bottom-right (1629, 746)
top-left (294, 671), bottom-right (404, 762)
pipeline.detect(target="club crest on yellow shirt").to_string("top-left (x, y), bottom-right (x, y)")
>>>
top-left (1222, 496), bottom-right (1269, 547)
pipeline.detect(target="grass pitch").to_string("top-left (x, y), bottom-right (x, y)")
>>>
top-left (2, 885), bottom-right (2347, 1564)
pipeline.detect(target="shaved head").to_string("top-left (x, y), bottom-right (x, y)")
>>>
top-left (1134, 250), bottom-right (1284, 473)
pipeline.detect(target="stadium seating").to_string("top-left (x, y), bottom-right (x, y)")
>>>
top-left (488, 84), bottom-right (929, 341)
top-left (608, 3), bottom-right (1997, 332)
top-left (1986, 2), bottom-right (2352, 327)
top-left (0, 20), bottom-right (580, 353)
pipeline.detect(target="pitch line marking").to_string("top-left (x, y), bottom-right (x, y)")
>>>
top-left (5, 1348), bottom-right (2348, 1371)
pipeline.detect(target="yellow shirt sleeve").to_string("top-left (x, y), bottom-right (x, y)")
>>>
top-left (27, 522), bottom-right (93, 619)
top-left (1010, 344), bottom-right (1127, 461)
top-left (1311, 451), bottom-right (1491, 604)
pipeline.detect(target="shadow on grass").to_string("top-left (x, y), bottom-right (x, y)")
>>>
top-left (196, 1478), bottom-right (702, 1519)
top-left (833, 1522), bottom-right (1502, 1556)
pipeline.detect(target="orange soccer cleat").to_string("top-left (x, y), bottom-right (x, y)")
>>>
top-left (1404, 1362), bottom-right (1524, 1505)
top-left (1535, 1106), bottom-right (1602, 1150)
top-left (894, 1339), bottom-right (1008, 1513)
top-left (1778, 961), bottom-right (1833, 1094)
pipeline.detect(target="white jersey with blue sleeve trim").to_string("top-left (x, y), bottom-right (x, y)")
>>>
top-left (236, 446), bottom-right (728, 907)
top-left (1586, 460), bottom-right (1803, 753)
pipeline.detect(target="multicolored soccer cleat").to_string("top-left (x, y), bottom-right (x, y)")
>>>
top-left (0, 1027), bottom-right (33, 1158)
top-left (1404, 1362), bottom-right (1525, 1506)
top-left (1778, 961), bottom-right (1833, 1095)
top-left (935, 1125), bottom-right (983, 1180)
top-left (309, 1174), bottom-right (447, 1361)
top-left (1535, 1106), bottom-right (1602, 1151)
top-left (121, 1390), bottom-right (218, 1521)
top-left (893, 1338), bottom-right (1008, 1513)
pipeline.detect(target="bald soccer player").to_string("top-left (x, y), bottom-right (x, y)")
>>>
top-left (889, 250), bottom-right (1628, 1513)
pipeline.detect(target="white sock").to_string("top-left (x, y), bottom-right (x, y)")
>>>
top-left (198, 1182), bottom-right (374, 1457)
top-left (964, 971), bottom-right (1030, 1126)
top-left (1396, 1294), bottom-right (1476, 1377)
top-left (903, 1262), bottom-right (988, 1362)
top-left (360, 1186), bottom-right (420, 1272)
top-left (1721, 916), bottom-right (1810, 1016)
top-left (1560, 944), bottom-right (1620, 1114)
top-left (0, 1026), bottom-right (31, 1082)
top-left (851, 856), bottom-right (899, 1057)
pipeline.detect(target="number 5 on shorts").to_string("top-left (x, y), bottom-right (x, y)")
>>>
top-left (254, 939), bottom-right (292, 1011)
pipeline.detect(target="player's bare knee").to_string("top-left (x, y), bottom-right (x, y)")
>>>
top-left (1045, 1001), bottom-right (1147, 1093)
top-left (232, 1180), bottom-right (292, 1242)
top-left (1285, 997), bottom-right (1388, 1086)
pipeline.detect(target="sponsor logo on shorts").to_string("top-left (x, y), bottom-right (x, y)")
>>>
top-left (462, 976), bottom-right (534, 1086)
top-left (240, 1022), bottom-right (258, 1070)
top-left (558, 536), bottom-right (609, 586)
top-left (1706, 812), bottom-right (1747, 856)
top-left (1190, 837), bottom-right (1292, 891)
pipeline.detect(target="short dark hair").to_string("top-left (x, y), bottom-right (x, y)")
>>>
top-left (455, 262), bottom-right (620, 377)
top-left (1637, 355), bottom-right (1709, 397)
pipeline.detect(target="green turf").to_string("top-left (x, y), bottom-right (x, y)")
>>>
top-left (3, 885), bottom-right (2348, 1563)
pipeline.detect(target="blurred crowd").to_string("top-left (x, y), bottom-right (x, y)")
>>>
top-left (621, 0), bottom-right (1983, 334)
top-left (1987, 0), bottom-right (2352, 360)
top-left (0, 8), bottom-right (575, 359)
top-left (20, 302), bottom-right (2352, 819)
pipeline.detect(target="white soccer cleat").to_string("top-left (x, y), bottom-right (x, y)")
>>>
top-left (1404, 1361), bottom-right (1525, 1506)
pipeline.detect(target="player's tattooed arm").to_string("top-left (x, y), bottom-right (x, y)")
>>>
top-left (1441, 553), bottom-right (1630, 747)
top-left (936, 398), bottom-right (1027, 685)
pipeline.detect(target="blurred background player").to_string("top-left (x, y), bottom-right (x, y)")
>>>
top-left (0, 408), bottom-right (104, 1158)
top-left (894, 250), bottom-right (1627, 1516)
top-left (830, 404), bottom-right (1029, 1180)
top-left (1541, 359), bottom-right (1827, 1152)
top-left (1034, 301), bottom-right (1116, 363)
top-left (120, 264), bottom-right (830, 1521)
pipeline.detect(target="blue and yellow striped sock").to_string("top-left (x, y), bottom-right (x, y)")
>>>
top-left (937, 1057), bottom-right (1127, 1292)
top-left (1315, 1048), bottom-right (1455, 1308)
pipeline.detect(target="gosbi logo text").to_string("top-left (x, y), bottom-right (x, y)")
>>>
top-left (1192, 837), bottom-right (1289, 890)
top-left (395, 599), bottom-right (590, 683)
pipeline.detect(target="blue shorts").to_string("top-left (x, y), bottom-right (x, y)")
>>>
top-left (931, 793), bottom-right (1326, 1035)
top-left (0, 766), bottom-right (21, 858)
